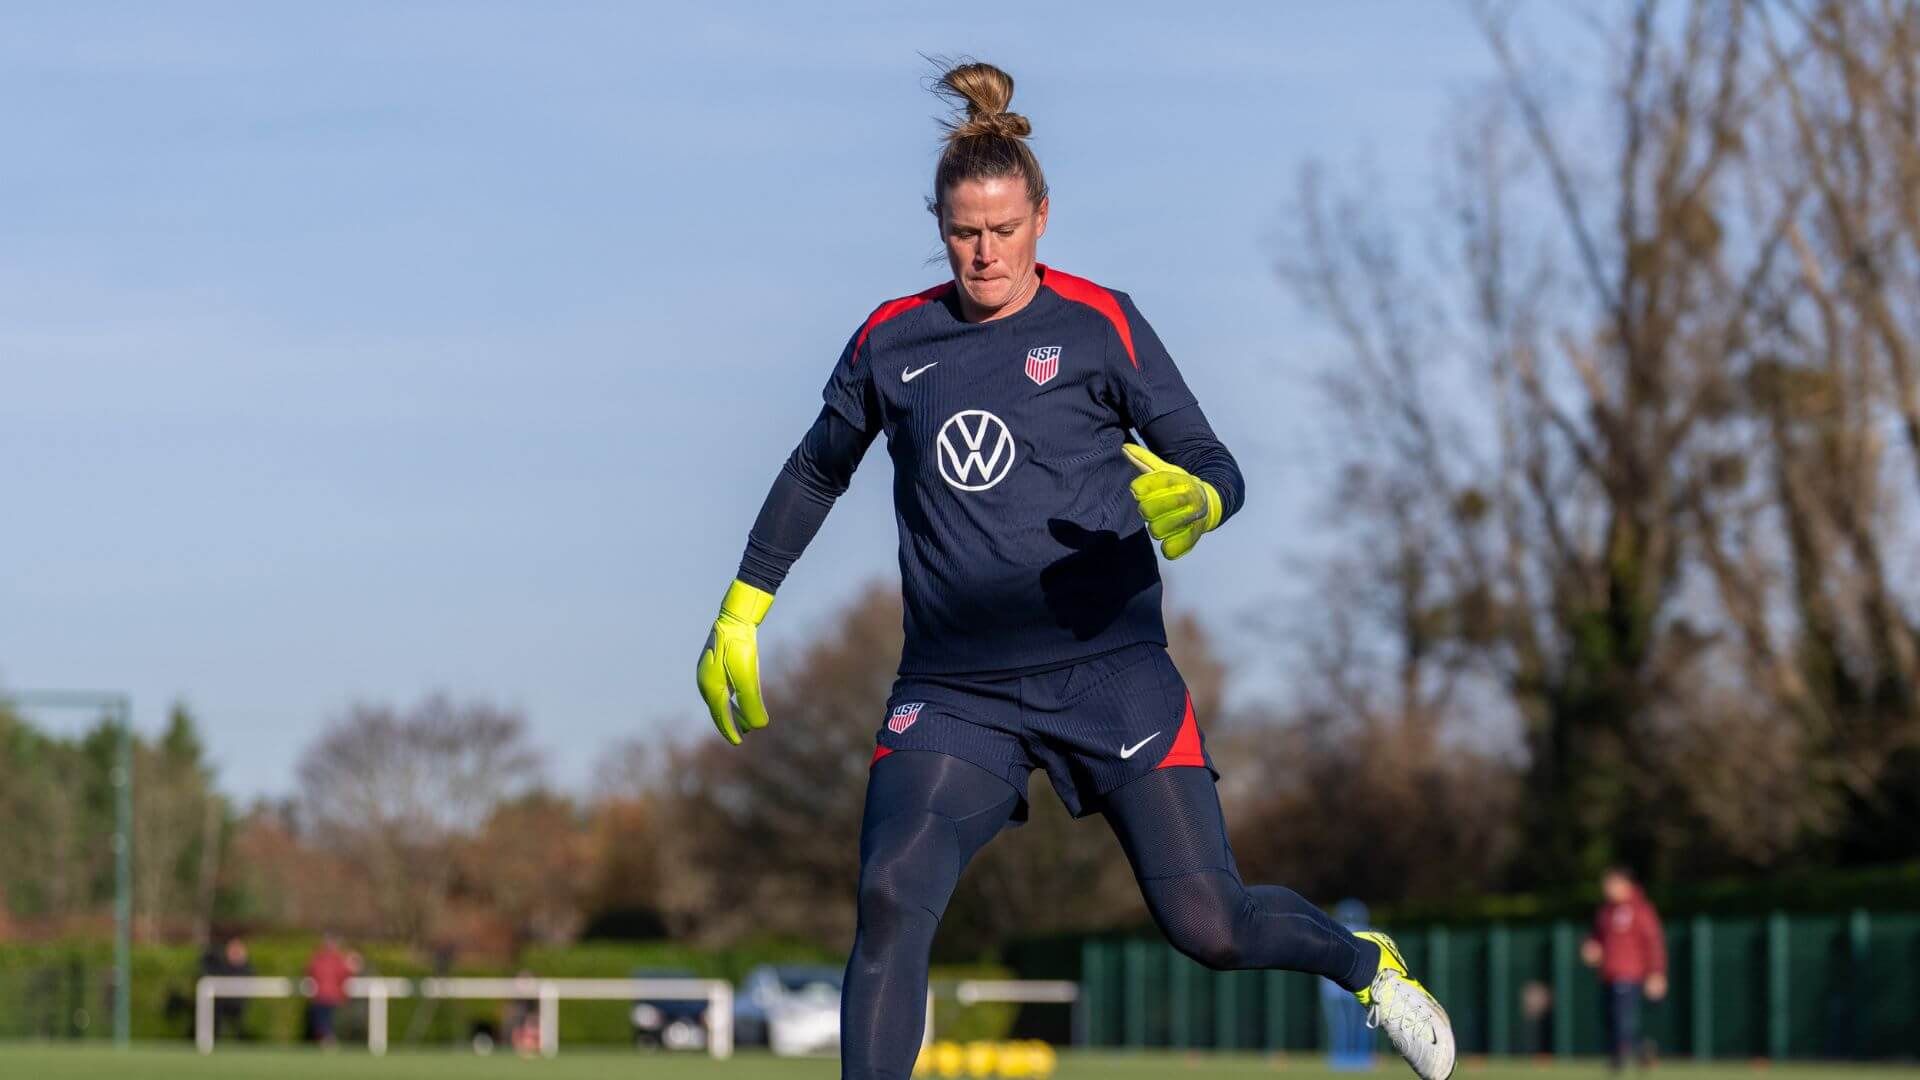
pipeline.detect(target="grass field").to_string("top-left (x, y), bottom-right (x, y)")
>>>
top-left (4, 1046), bottom-right (1920, 1080)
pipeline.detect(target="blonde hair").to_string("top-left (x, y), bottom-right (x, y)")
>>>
top-left (929, 61), bottom-right (1048, 215)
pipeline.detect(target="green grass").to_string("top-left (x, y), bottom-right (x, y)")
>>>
top-left (4, 1045), bottom-right (1920, 1080)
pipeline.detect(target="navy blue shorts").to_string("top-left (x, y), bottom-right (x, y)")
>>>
top-left (870, 642), bottom-right (1217, 818)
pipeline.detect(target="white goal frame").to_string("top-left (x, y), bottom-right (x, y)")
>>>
top-left (194, 974), bottom-right (733, 1059)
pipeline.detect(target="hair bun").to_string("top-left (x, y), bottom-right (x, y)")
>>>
top-left (937, 62), bottom-right (1031, 143)
top-left (954, 110), bottom-right (1031, 141)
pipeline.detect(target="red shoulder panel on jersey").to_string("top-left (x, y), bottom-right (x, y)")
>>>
top-left (1038, 264), bottom-right (1138, 369)
top-left (1154, 693), bottom-right (1206, 769)
top-left (850, 282), bottom-right (954, 366)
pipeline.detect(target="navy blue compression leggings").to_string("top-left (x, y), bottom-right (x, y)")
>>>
top-left (839, 751), bottom-right (1376, 1080)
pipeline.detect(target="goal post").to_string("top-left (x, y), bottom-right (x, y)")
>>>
top-left (194, 974), bottom-right (733, 1059)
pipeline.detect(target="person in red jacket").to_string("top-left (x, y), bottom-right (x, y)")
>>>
top-left (303, 933), bottom-right (360, 1049)
top-left (1581, 867), bottom-right (1667, 1072)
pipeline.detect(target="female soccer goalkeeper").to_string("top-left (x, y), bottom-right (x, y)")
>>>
top-left (697, 61), bottom-right (1454, 1080)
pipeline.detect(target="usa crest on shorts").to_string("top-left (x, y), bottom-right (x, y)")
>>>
top-left (887, 702), bottom-right (924, 734)
top-left (1025, 346), bottom-right (1061, 386)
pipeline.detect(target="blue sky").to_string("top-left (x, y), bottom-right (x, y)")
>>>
top-left (0, 2), bottom-right (1573, 797)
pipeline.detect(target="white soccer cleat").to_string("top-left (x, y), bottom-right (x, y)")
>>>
top-left (1354, 931), bottom-right (1456, 1080)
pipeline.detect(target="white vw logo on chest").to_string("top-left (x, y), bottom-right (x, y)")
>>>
top-left (936, 409), bottom-right (1016, 491)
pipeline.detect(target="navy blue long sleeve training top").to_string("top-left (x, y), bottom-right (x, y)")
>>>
top-left (736, 264), bottom-right (1244, 676)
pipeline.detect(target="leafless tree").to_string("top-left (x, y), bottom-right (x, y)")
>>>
top-left (1280, 0), bottom-right (1811, 883)
top-left (1695, 0), bottom-right (1920, 859)
top-left (297, 694), bottom-right (543, 942)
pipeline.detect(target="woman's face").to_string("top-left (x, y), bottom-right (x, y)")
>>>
top-left (939, 176), bottom-right (1048, 320)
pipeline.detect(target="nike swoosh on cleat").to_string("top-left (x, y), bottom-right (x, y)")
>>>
top-left (1119, 732), bottom-right (1161, 759)
top-left (902, 363), bottom-right (938, 382)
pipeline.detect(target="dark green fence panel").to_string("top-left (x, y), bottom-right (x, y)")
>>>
top-left (1079, 939), bottom-right (1111, 1046)
top-left (1506, 923), bottom-right (1554, 1055)
top-left (1429, 925), bottom-right (1491, 1055)
top-left (1860, 913), bottom-right (1920, 1058)
top-left (1070, 907), bottom-right (1920, 1061)
top-left (1653, 919), bottom-right (1692, 1058)
top-left (1212, 969), bottom-right (1256, 1050)
top-left (1706, 916), bottom-right (1765, 1057)
top-left (1781, 914), bottom-right (1841, 1057)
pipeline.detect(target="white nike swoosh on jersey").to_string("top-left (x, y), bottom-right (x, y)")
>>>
top-left (902, 363), bottom-right (938, 382)
top-left (1119, 732), bottom-right (1161, 760)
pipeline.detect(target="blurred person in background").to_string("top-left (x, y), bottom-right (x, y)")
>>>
top-left (696, 58), bottom-right (1455, 1080)
top-left (505, 970), bottom-right (542, 1057)
top-left (303, 932), bottom-right (359, 1050)
top-left (203, 937), bottom-right (253, 1040)
top-left (1582, 867), bottom-right (1668, 1073)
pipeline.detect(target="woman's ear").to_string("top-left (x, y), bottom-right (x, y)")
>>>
top-left (1034, 196), bottom-right (1049, 239)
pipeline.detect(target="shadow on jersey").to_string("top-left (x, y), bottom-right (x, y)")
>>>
top-left (1041, 519), bottom-right (1159, 641)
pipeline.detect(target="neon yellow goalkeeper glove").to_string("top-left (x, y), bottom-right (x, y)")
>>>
top-left (696, 579), bottom-right (774, 745)
top-left (1122, 443), bottom-right (1223, 561)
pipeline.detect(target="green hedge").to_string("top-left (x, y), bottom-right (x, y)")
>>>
top-left (0, 936), bottom-right (1017, 1047)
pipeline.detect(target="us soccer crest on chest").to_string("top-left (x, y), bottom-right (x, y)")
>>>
top-left (1025, 346), bottom-right (1061, 386)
